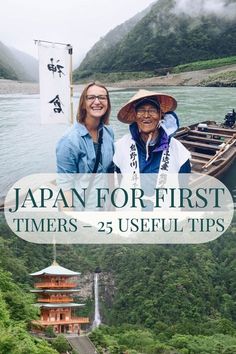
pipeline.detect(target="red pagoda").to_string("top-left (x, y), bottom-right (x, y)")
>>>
top-left (31, 261), bottom-right (89, 334)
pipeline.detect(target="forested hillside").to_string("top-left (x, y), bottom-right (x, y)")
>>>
top-left (0, 42), bottom-right (18, 80)
top-left (75, 0), bottom-right (236, 79)
top-left (74, 3), bottom-right (152, 79)
top-left (0, 41), bottom-right (38, 82)
top-left (0, 229), bottom-right (58, 353)
top-left (0, 212), bottom-right (236, 353)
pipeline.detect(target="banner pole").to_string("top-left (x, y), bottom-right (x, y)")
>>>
top-left (34, 39), bottom-right (71, 47)
top-left (68, 45), bottom-right (74, 125)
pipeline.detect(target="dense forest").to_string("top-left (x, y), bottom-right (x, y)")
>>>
top-left (0, 211), bottom-right (236, 353)
top-left (75, 0), bottom-right (236, 80)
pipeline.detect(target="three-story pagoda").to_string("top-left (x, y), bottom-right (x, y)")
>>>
top-left (31, 261), bottom-right (89, 334)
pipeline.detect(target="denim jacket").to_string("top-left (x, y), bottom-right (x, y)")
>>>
top-left (56, 121), bottom-right (114, 174)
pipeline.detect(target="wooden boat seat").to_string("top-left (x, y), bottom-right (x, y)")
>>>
top-left (186, 135), bottom-right (223, 144)
top-left (191, 157), bottom-right (226, 165)
top-left (178, 140), bottom-right (221, 150)
top-left (188, 130), bottom-right (232, 139)
top-left (191, 151), bottom-right (211, 159)
top-left (191, 158), bottom-right (208, 164)
top-left (203, 126), bottom-right (236, 134)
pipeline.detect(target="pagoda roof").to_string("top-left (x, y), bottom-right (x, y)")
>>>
top-left (30, 261), bottom-right (81, 276)
top-left (35, 303), bottom-right (85, 308)
top-left (31, 289), bottom-right (80, 293)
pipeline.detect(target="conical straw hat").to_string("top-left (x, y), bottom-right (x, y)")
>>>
top-left (117, 89), bottom-right (177, 124)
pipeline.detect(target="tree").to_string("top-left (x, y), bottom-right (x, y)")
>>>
top-left (51, 335), bottom-right (71, 353)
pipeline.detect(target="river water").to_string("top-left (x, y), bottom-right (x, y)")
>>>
top-left (0, 86), bottom-right (236, 200)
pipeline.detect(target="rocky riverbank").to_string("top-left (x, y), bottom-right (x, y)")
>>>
top-left (0, 64), bottom-right (235, 94)
top-left (107, 64), bottom-right (236, 88)
top-left (0, 80), bottom-right (85, 95)
top-left (0, 80), bottom-right (39, 94)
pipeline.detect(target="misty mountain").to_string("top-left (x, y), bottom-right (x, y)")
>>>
top-left (0, 42), bottom-right (18, 80)
top-left (75, 0), bottom-right (236, 77)
top-left (9, 47), bottom-right (38, 82)
top-left (0, 41), bottom-right (38, 82)
top-left (74, 2), bottom-right (154, 78)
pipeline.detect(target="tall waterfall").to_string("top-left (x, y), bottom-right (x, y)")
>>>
top-left (92, 273), bottom-right (101, 329)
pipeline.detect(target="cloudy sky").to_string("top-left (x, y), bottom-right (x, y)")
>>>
top-left (0, 0), bottom-right (155, 63)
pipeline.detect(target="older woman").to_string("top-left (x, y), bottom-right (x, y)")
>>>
top-left (114, 89), bottom-right (191, 175)
top-left (56, 81), bottom-right (114, 174)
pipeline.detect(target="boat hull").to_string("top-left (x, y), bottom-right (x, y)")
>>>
top-left (175, 120), bottom-right (236, 178)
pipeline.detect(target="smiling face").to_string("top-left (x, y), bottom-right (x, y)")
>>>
top-left (85, 85), bottom-right (108, 122)
top-left (135, 103), bottom-right (161, 136)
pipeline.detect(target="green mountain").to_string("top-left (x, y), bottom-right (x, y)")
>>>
top-left (74, 2), bottom-right (154, 78)
top-left (0, 42), bottom-right (18, 80)
top-left (75, 0), bottom-right (236, 78)
top-left (0, 41), bottom-right (38, 82)
top-left (9, 46), bottom-right (39, 82)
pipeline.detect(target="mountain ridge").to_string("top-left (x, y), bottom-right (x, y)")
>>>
top-left (75, 0), bottom-right (236, 78)
top-left (0, 41), bottom-right (38, 82)
top-left (74, 2), bottom-right (155, 78)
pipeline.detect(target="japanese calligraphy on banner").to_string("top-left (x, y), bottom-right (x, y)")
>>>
top-left (38, 42), bottom-right (72, 124)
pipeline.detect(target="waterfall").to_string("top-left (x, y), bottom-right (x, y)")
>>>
top-left (92, 273), bottom-right (101, 329)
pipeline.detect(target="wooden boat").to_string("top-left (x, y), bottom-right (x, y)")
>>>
top-left (175, 121), bottom-right (236, 178)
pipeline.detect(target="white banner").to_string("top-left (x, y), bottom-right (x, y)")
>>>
top-left (38, 42), bottom-right (72, 124)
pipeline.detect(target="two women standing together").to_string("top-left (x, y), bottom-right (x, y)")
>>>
top-left (56, 81), bottom-right (191, 180)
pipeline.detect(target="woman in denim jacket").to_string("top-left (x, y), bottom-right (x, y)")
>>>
top-left (56, 81), bottom-right (114, 174)
top-left (56, 82), bottom-right (114, 209)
